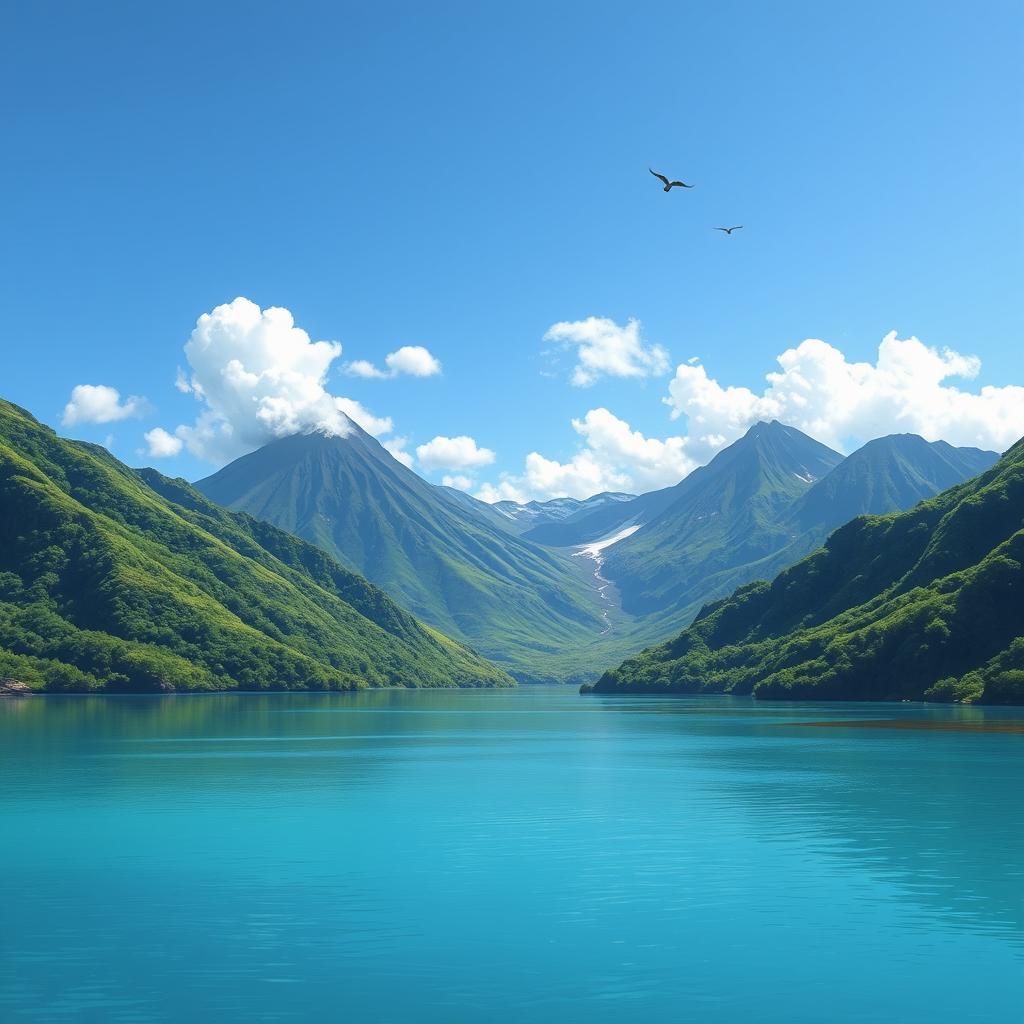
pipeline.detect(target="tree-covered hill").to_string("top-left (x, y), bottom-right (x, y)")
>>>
top-left (588, 436), bottom-right (1024, 704)
top-left (0, 399), bottom-right (512, 692)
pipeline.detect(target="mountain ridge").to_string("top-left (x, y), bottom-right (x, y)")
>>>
top-left (588, 436), bottom-right (1024, 703)
top-left (195, 421), bottom-right (612, 682)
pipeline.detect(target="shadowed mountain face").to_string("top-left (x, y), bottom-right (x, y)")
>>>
top-left (591, 436), bottom-right (1024, 703)
top-left (195, 423), bottom-right (607, 683)
top-left (0, 399), bottom-right (512, 693)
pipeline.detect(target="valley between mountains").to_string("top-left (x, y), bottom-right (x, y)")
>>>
top-left (2, 395), bottom-right (1020, 702)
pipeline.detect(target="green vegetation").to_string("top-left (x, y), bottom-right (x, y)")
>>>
top-left (196, 426), bottom-right (613, 682)
top-left (0, 399), bottom-right (513, 692)
top-left (589, 436), bottom-right (1023, 704)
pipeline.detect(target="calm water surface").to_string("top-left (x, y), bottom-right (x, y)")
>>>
top-left (1, 687), bottom-right (1022, 1022)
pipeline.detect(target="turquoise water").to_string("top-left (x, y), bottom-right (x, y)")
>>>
top-left (1, 688), bottom-right (1022, 1023)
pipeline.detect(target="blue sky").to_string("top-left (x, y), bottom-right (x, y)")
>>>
top-left (2, 1), bottom-right (1022, 499)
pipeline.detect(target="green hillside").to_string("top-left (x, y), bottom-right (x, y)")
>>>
top-left (196, 426), bottom-right (611, 682)
top-left (0, 399), bottom-right (512, 692)
top-left (589, 436), bottom-right (1024, 704)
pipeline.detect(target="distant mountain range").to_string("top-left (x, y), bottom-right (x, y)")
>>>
top-left (196, 415), bottom-right (997, 683)
top-left (601, 422), bottom-right (998, 624)
top-left (493, 492), bottom-right (636, 532)
top-left (195, 422), bottom-right (610, 683)
top-left (588, 435), bottom-right (1024, 704)
top-left (0, 399), bottom-right (511, 693)
top-left (519, 486), bottom-right (678, 547)
top-left (2, 390), bottom-right (1006, 697)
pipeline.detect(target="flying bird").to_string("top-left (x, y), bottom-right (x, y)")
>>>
top-left (649, 168), bottom-right (693, 191)
top-left (715, 225), bottom-right (743, 234)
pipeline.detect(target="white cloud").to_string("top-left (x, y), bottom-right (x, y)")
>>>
top-left (345, 345), bottom-right (442, 379)
top-left (666, 332), bottom-right (1024, 455)
top-left (441, 474), bottom-right (474, 490)
top-left (170, 297), bottom-right (395, 463)
top-left (474, 478), bottom-right (531, 504)
top-left (386, 346), bottom-right (442, 377)
top-left (335, 397), bottom-right (393, 437)
top-left (345, 359), bottom-right (387, 379)
top-left (381, 436), bottom-right (414, 469)
top-left (415, 435), bottom-right (496, 471)
top-left (475, 408), bottom-right (695, 502)
top-left (544, 316), bottom-right (669, 387)
top-left (62, 384), bottom-right (148, 426)
top-left (143, 427), bottom-right (184, 458)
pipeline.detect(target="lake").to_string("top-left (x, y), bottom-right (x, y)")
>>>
top-left (1, 687), bottom-right (1022, 1022)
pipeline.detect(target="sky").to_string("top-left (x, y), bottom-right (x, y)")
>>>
top-left (2, 0), bottom-right (1022, 501)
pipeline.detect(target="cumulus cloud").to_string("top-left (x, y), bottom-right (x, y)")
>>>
top-left (62, 384), bottom-right (148, 426)
top-left (441, 474), bottom-right (474, 490)
top-left (143, 427), bottom-right (183, 458)
top-left (335, 398), bottom-right (393, 437)
top-left (474, 478), bottom-right (531, 504)
top-left (170, 297), bottom-right (395, 463)
top-left (345, 345), bottom-right (442, 379)
top-left (666, 332), bottom-right (1024, 455)
top-left (475, 409), bottom-right (695, 502)
top-left (415, 435), bottom-right (496, 471)
top-left (545, 316), bottom-right (670, 387)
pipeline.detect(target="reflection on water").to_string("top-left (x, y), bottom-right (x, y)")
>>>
top-left (1, 689), bottom-right (1022, 1023)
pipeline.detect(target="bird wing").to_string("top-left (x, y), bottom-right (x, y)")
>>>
top-left (669, 181), bottom-right (693, 188)
top-left (649, 168), bottom-right (670, 186)
top-left (731, 225), bottom-right (743, 231)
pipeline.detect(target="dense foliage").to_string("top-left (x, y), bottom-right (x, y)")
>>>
top-left (589, 437), bottom-right (1024, 704)
top-left (0, 400), bottom-right (512, 692)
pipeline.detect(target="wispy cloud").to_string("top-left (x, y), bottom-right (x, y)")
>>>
top-left (545, 316), bottom-right (669, 387)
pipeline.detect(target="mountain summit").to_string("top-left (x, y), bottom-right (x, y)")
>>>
top-left (196, 421), bottom-right (607, 682)
top-left (602, 421), bottom-right (844, 618)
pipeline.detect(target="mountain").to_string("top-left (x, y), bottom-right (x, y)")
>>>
top-left (519, 488), bottom-right (677, 546)
top-left (602, 421), bottom-right (844, 618)
top-left (588, 436), bottom-right (1024, 704)
top-left (787, 434), bottom-right (997, 535)
top-left (195, 422), bottom-right (608, 682)
top-left (595, 425), bottom-right (996, 632)
top-left (0, 399), bottom-right (512, 693)
top-left (436, 485), bottom-right (516, 532)
top-left (521, 431), bottom-right (997, 555)
top-left (492, 492), bottom-right (636, 534)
